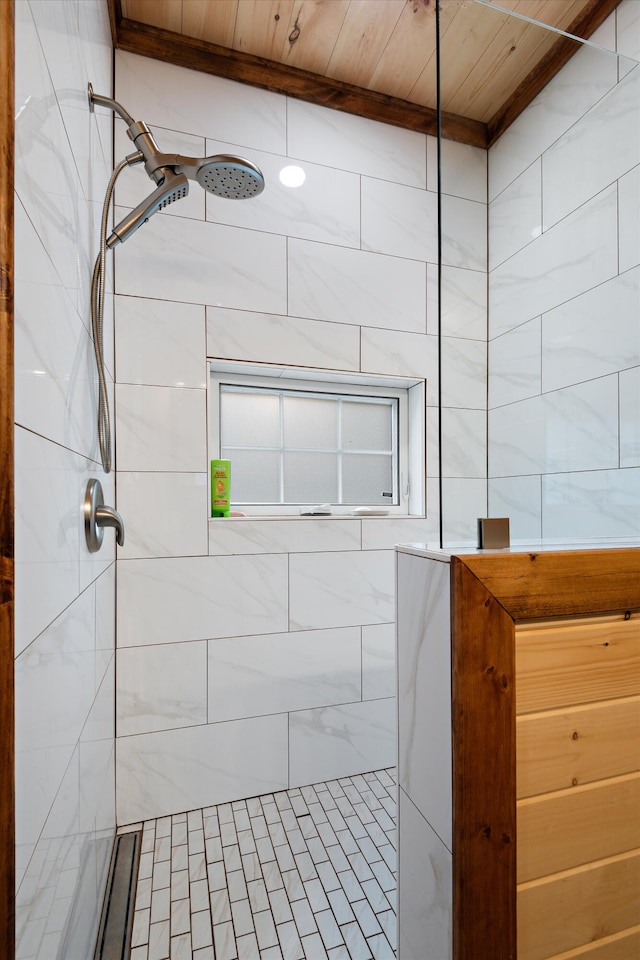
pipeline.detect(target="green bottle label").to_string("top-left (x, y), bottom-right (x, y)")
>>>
top-left (211, 460), bottom-right (231, 517)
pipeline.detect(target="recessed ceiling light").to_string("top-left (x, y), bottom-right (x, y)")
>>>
top-left (279, 165), bottom-right (306, 188)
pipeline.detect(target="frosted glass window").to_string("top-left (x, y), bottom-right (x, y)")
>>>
top-left (220, 448), bottom-right (281, 503)
top-left (342, 453), bottom-right (393, 504)
top-left (284, 452), bottom-right (338, 502)
top-left (221, 391), bottom-right (280, 447)
top-left (284, 396), bottom-right (337, 449)
top-left (342, 401), bottom-right (393, 452)
top-left (217, 380), bottom-right (402, 509)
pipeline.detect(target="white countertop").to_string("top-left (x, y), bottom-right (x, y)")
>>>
top-left (395, 539), bottom-right (640, 561)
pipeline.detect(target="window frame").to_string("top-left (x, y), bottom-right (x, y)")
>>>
top-left (209, 362), bottom-right (425, 518)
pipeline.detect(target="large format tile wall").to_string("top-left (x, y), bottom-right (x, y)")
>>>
top-left (488, 2), bottom-right (640, 541)
top-left (113, 51), bottom-right (487, 825)
top-left (14, 1), bottom-right (115, 958)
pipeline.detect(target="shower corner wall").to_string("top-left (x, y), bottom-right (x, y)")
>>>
top-left (14, 0), bottom-right (117, 956)
top-left (485, 4), bottom-right (640, 545)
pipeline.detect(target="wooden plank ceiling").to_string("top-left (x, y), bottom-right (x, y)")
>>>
top-left (111, 0), bottom-right (623, 146)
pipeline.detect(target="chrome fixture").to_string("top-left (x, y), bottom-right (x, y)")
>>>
top-left (84, 478), bottom-right (125, 552)
top-left (87, 83), bottom-right (265, 472)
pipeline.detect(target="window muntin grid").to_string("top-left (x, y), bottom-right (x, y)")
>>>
top-left (219, 384), bottom-right (399, 507)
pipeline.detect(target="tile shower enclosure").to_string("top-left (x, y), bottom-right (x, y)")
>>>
top-left (14, 0), bottom-right (639, 955)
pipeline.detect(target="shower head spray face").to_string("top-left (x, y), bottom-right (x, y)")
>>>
top-left (195, 155), bottom-right (265, 199)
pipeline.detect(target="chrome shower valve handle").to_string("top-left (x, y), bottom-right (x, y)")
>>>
top-left (84, 479), bottom-right (125, 552)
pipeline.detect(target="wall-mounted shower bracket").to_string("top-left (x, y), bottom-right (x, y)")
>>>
top-left (84, 478), bottom-right (125, 552)
top-left (88, 82), bottom-right (135, 126)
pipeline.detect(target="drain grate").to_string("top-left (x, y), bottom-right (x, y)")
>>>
top-left (94, 831), bottom-right (141, 960)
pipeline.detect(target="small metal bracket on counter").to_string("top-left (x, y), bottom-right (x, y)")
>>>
top-left (84, 478), bottom-right (125, 552)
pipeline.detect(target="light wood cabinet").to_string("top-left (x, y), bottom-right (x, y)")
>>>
top-left (396, 545), bottom-right (640, 960)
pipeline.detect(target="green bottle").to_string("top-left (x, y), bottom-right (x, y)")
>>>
top-left (211, 459), bottom-right (231, 517)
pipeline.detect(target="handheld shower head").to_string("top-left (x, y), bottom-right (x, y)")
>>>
top-left (107, 172), bottom-right (189, 248)
top-left (192, 155), bottom-right (265, 199)
top-left (88, 86), bottom-right (266, 241)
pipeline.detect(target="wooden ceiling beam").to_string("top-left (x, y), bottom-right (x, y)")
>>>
top-left (487, 0), bottom-right (624, 146)
top-left (108, 0), bottom-right (625, 150)
top-left (108, 5), bottom-right (489, 149)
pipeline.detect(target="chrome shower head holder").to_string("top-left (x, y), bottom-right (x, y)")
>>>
top-left (88, 84), bottom-right (265, 246)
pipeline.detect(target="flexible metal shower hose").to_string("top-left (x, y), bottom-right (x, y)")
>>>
top-left (91, 151), bottom-right (143, 473)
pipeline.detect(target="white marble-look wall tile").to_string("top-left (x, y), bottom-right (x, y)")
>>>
top-left (440, 479), bottom-right (488, 544)
top-left (90, 479), bottom-right (169, 575)
top-left (15, 585), bottom-right (95, 875)
top-left (397, 553), bottom-right (452, 848)
top-left (116, 715), bottom-right (289, 824)
top-left (361, 518), bottom-right (434, 551)
top-left (488, 476), bottom-right (542, 541)
top-left (207, 306), bottom-right (360, 371)
top-left (619, 163), bottom-right (640, 273)
top-left (427, 406), bottom-right (440, 481)
top-left (117, 642), bottom-right (208, 736)
top-left (209, 518), bottom-right (361, 556)
top-left (289, 551), bottom-right (395, 630)
top-left (30, 2), bottom-right (89, 114)
top-left (95, 564), bottom-right (116, 694)
top-left (30, 0), bottom-right (111, 208)
top-left (288, 239), bottom-right (426, 334)
top-left (115, 51), bottom-right (287, 154)
top-left (541, 268), bottom-right (640, 393)
top-left (542, 67), bottom-right (640, 229)
top-left (620, 366), bottom-right (640, 467)
top-left (115, 296), bottom-right (206, 388)
top-left (16, 744), bottom-right (82, 952)
top-left (114, 124), bottom-right (207, 223)
top-left (489, 376), bottom-right (619, 478)
top-left (441, 337), bottom-right (487, 410)
top-left (489, 44), bottom-right (618, 201)
top-left (490, 184), bottom-right (618, 338)
top-left (205, 139), bottom-right (361, 248)
top-left (15, 428), bottom-right (84, 656)
top-left (15, 1), bottom-right (115, 954)
top-left (361, 330), bottom-right (434, 391)
top-left (288, 698), bottom-right (395, 788)
top-left (440, 409), bottom-right (486, 479)
top-left (427, 136), bottom-right (487, 203)
top-left (441, 195), bottom-right (487, 272)
top-left (14, 2), bottom-right (85, 304)
top-left (79, 0), bottom-right (112, 95)
top-left (489, 318), bottom-right (541, 408)
top-left (117, 554), bottom-right (289, 646)
top-left (207, 628), bottom-right (362, 722)
top-left (362, 624), bottom-right (396, 701)
top-left (361, 178), bottom-right (437, 262)
top-left (114, 212), bottom-right (288, 315)
top-left (80, 653), bottom-right (116, 783)
top-left (617, 0), bottom-right (640, 62)
top-left (489, 160), bottom-right (541, 271)
top-left (398, 788), bottom-right (451, 960)
top-left (542, 468), bottom-right (640, 538)
top-left (118, 472), bottom-right (209, 559)
top-left (14, 203), bottom-right (97, 460)
top-left (429, 264), bottom-right (487, 340)
top-left (115, 384), bottom-right (206, 472)
top-left (287, 98), bottom-right (426, 188)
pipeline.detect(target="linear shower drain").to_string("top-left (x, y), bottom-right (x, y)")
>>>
top-left (94, 831), bottom-right (141, 960)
